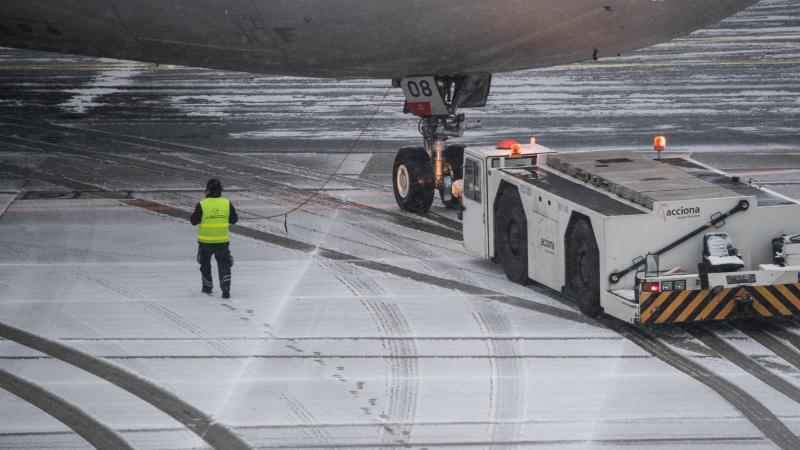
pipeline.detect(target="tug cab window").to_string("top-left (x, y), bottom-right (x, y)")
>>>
top-left (464, 158), bottom-right (482, 203)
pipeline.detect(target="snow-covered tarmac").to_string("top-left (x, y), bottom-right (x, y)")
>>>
top-left (2, 0), bottom-right (800, 448)
top-left (0, 193), bottom-right (783, 450)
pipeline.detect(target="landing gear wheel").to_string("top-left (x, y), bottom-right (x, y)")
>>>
top-left (566, 217), bottom-right (602, 317)
top-left (497, 189), bottom-right (528, 283)
top-left (439, 144), bottom-right (465, 209)
top-left (393, 146), bottom-right (434, 214)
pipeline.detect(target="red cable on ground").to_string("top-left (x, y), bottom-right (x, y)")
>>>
top-left (240, 86), bottom-right (393, 231)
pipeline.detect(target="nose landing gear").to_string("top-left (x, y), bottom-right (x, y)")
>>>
top-left (391, 74), bottom-right (492, 214)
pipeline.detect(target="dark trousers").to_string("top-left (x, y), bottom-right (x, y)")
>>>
top-left (197, 242), bottom-right (233, 292)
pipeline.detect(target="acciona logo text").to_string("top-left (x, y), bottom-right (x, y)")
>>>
top-left (657, 203), bottom-right (701, 221)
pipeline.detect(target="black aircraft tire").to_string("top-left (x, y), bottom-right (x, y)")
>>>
top-left (393, 147), bottom-right (434, 214)
top-left (497, 189), bottom-right (528, 283)
top-left (566, 218), bottom-right (603, 317)
top-left (439, 144), bottom-right (465, 209)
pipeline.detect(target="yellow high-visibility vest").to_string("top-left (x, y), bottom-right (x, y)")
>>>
top-left (198, 197), bottom-right (230, 243)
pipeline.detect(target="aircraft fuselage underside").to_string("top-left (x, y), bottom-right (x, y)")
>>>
top-left (0, 0), bottom-right (756, 78)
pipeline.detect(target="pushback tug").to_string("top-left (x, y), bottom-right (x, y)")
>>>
top-left (456, 137), bottom-right (800, 325)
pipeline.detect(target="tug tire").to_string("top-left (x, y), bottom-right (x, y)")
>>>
top-left (497, 189), bottom-right (529, 283)
top-left (565, 216), bottom-right (602, 317)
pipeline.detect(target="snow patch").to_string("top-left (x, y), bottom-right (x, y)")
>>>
top-left (59, 63), bottom-right (141, 114)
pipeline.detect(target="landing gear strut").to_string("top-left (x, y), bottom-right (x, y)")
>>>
top-left (391, 74), bottom-right (492, 214)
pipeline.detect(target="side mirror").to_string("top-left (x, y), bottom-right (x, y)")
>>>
top-left (645, 254), bottom-right (659, 277)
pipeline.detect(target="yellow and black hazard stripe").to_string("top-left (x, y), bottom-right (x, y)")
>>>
top-left (748, 284), bottom-right (800, 318)
top-left (640, 288), bottom-right (728, 324)
top-left (639, 283), bottom-right (800, 325)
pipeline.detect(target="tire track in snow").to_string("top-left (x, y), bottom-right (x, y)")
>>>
top-left (320, 260), bottom-right (419, 446)
top-left (684, 324), bottom-right (800, 405)
top-left (736, 321), bottom-right (800, 371)
top-left (355, 227), bottom-right (440, 274)
top-left (0, 160), bottom-right (593, 328)
top-left (2, 136), bottom-right (461, 264)
top-left (227, 189), bottom-right (458, 262)
top-left (610, 319), bottom-right (800, 450)
top-left (0, 367), bottom-right (134, 450)
top-left (763, 323), bottom-right (800, 354)
top-left (245, 435), bottom-right (769, 449)
top-left (3, 146), bottom-right (539, 319)
top-left (80, 272), bottom-right (238, 357)
top-left (280, 392), bottom-right (332, 445)
top-left (47, 304), bottom-right (167, 384)
top-left (0, 428), bottom-right (770, 449)
top-left (526, 283), bottom-right (800, 450)
top-left (470, 301), bottom-right (524, 448)
top-left (0, 117), bottom-right (460, 240)
top-left (0, 322), bottom-right (254, 450)
top-left (1, 354), bottom-right (648, 361)
top-left (54, 336), bottom-right (625, 342)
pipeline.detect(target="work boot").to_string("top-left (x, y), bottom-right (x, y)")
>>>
top-left (201, 275), bottom-right (213, 295)
top-left (222, 291), bottom-right (230, 299)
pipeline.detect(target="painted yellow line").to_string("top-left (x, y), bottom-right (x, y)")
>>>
top-left (655, 290), bottom-right (691, 324)
top-left (676, 290), bottom-right (709, 323)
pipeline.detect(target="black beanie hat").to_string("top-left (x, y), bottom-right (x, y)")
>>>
top-left (206, 178), bottom-right (222, 194)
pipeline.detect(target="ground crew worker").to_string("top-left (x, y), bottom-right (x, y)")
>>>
top-left (190, 179), bottom-right (238, 298)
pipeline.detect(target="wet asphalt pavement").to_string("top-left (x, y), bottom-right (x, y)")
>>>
top-left (0, 0), bottom-right (797, 181)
